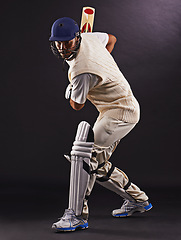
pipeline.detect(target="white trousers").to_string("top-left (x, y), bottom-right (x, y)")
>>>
top-left (87, 115), bottom-right (148, 202)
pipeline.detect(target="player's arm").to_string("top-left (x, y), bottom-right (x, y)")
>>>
top-left (106, 34), bottom-right (117, 53)
top-left (70, 99), bottom-right (84, 111)
top-left (66, 73), bottom-right (99, 111)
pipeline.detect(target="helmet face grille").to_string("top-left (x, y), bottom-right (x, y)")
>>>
top-left (50, 35), bottom-right (82, 61)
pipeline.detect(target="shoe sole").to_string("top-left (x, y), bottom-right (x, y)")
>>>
top-left (52, 222), bottom-right (88, 232)
top-left (112, 203), bottom-right (153, 218)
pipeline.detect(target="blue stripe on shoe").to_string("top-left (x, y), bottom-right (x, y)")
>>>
top-left (114, 213), bottom-right (128, 217)
top-left (57, 222), bottom-right (88, 231)
top-left (57, 227), bottom-right (75, 231)
top-left (144, 203), bottom-right (152, 211)
top-left (79, 222), bottom-right (88, 229)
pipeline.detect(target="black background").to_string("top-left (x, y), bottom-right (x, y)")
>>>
top-left (1, 0), bottom-right (181, 189)
top-left (1, 1), bottom-right (181, 239)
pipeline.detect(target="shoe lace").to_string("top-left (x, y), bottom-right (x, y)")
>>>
top-left (122, 199), bottom-right (130, 206)
top-left (122, 199), bottom-right (147, 210)
top-left (121, 199), bottom-right (138, 211)
top-left (59, 209), bottom-right (75, 221)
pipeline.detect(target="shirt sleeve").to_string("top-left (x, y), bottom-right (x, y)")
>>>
top-left (71, 73), bottom-right (100, 104)
top-left (84, 32), bottom-right (109, 47)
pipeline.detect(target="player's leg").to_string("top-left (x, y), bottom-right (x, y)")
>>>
top-left (95, 159), bottom-right (152, 217)
top-left (52, 121), bottom-right (94, 232)
top-left (92, 115), bottom-right (152, 217)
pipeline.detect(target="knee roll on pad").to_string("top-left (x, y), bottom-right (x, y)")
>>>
top-left (68, 121), bottom-right (94, 216)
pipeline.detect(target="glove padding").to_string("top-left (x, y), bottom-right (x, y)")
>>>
top-left (65, 84), bottom-right (73, 100)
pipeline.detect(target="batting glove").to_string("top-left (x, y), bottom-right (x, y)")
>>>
top-left (65, 84), bottom-right (73, 100)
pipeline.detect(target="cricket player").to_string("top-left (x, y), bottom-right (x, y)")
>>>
top-left (49, 17), bottom-right (152, 232)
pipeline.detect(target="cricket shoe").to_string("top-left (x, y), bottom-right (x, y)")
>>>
top-left (52, 209), bottom-right (88, 232)
top-left (112, 199), bottom-right (153, 217)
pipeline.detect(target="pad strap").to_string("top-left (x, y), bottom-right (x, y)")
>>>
top-left (83, 161), bottom-right (106, 175)
top-left (83, 160), bottom-right (91, 174)
top-left (96, 164), bottom-right (115, 182)
top-left (123, 180), bottom-right (131, 190)
top-left (91, 162), bottom-right (105, 174)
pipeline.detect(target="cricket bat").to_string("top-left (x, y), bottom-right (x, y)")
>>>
top-left (80, 6), bottom-right (95, 33)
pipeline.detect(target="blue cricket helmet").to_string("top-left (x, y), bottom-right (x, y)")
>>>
top-left (49, 17), bottom-right (80, 41)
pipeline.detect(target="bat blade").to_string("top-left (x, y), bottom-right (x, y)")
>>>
top-left (80, 7), bottom-right (95, 33)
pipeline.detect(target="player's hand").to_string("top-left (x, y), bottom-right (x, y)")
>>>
top-left (65, 84), bottom-right (73, 99)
